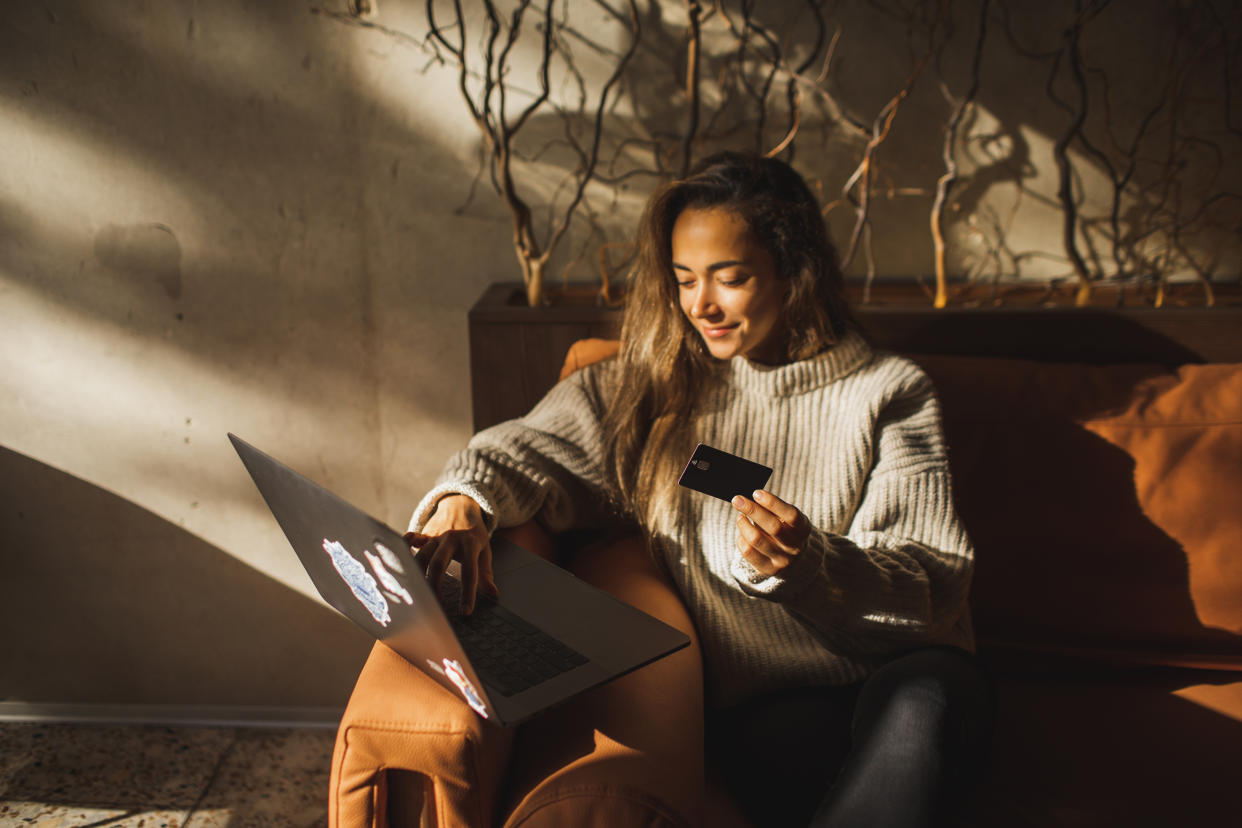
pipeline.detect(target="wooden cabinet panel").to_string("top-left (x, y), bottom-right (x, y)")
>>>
top-left (468, 282), bottom-right (1242, 432)
top-left (469, 284), bottom-right (621, 431)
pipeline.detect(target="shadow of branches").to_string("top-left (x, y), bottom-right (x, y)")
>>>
top-left (343, 0), bottom-right (1241, 306)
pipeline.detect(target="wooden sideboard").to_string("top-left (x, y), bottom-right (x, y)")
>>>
top-left (469, 282), bottom-right (1242, 431)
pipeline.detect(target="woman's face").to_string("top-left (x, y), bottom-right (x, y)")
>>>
top-left (671, 206), bottom-right (786, 363)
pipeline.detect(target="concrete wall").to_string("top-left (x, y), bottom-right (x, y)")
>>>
top-left (1, 0), bottom-right (521, 713)
top-left (1, 0), bottom-right (1237, 714)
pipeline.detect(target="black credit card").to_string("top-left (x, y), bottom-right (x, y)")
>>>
top-left (677, 443), bottom-right (773, 503)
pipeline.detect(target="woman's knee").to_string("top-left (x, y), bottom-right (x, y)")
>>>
top-left (567, 533), bottom-right (699, 641)
top-left (559, 533), bottom-right (704, 742)
top-left (504, 733), bottom-right (696, 828)
top-left (858, 648), bottom-right (989, 713)
top-left (501, 534), bottom-right (707, 825)
top-left (852, 647), bottom-right (993, 768)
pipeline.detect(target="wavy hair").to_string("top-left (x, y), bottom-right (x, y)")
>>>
top-left (601, 151), bottom-right (858, 528)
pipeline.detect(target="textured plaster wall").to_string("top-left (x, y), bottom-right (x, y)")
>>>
top-left (0, 0), bottom-right (521, 708)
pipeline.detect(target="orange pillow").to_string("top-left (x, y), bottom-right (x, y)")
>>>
top-left (1084, 365), bottom-right (1242, 643)
top-left (559, 338), bottom-right (621, 381)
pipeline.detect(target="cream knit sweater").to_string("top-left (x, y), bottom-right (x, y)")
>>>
top-left (411, 331), bottom-right (974, 707)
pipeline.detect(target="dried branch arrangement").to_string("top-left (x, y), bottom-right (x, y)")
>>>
top-left (322, 0), bottom-right (1241, 308)
top-left (421, 0), bottom-right (640, 306)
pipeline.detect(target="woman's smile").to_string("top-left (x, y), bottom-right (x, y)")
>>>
top-left (670, 207), bottom-right (786, 363)
top-left (702, 323), bottom-right (738, 338)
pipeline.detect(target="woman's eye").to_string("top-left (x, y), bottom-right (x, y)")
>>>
top-left (720, 275), bottom-right (749, 287)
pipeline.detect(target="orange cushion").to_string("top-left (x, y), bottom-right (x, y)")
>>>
top-left (917, 357), bottom-right (1242, 669)
top-left (1084, 365), bottom-right (1242, 638)
top-left (559, 338), bottom-right (621, 381)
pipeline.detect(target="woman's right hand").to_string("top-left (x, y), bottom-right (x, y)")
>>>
top-left (403, 494), bottom-right (498, 615)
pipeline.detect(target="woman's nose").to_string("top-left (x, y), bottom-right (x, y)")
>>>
top-left (690, 284), bottom-right (717, 317)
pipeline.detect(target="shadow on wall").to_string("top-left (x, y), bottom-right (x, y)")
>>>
top-left (0, 444), bottom-right (373, 707)
top-left (461, 0), bottom-right (1239, 283)
top-left (0, 0), bottom-right (502, 438)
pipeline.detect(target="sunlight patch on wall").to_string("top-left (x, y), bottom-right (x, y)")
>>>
top-left (0, 97), bottom-right (196, 237)
top-left (947, 106), bottom-right (1240, 284)
top-left (0, 274), bottom-right (329, 602)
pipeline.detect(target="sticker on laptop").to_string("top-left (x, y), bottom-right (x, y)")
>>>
top-left (322, 539), bottom-right (391, 627)
top-left (365, 544), bottom-right (414, 606)
top-left (443, 658), bottom-right (488, 718)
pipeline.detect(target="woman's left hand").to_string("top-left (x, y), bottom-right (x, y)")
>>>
top-left (731, 489), bottom-right (811, 577)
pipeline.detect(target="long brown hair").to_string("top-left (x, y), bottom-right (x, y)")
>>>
top-left (601, 151), bottom-right (857, 528)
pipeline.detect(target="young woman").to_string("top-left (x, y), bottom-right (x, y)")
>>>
top-left (408, 152), bottom-right (991, 827)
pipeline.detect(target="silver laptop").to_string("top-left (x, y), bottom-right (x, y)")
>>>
top-left (229, 434), bottom-right (689, 726)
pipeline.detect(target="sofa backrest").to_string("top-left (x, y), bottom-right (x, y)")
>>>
top-left (559, 339), bottom-right (1242, 672)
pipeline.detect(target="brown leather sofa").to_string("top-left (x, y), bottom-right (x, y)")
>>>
top-left (331, 330), bottom-right (1242, 827)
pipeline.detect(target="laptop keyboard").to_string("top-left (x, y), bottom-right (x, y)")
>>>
top-left (440, 579), bottom-right (589, 697)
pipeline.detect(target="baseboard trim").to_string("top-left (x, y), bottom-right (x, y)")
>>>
top-left (0, 702), bottom-right (344, 729)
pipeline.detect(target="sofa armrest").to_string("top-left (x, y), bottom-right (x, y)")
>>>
top-left (327, 522), bottom-right (660, 828)
top-left (329, 520), bottom-right (712, 828)
top-left (330, 638), bottom-right (515, 828)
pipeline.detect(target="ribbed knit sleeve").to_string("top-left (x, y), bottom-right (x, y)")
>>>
top-left (408, 362), bottom-right (615, 535)
top-left (730, 367), bottom-right (972, 653)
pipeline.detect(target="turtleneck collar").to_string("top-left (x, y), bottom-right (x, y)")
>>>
top-left (726, 329), bottom-right (873, 396)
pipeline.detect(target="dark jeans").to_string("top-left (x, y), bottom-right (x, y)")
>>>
top-left (707, 647), bottom-right (994, 828)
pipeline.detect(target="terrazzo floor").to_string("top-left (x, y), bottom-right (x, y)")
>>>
top-left (0, 722), bottom-right (335, 827)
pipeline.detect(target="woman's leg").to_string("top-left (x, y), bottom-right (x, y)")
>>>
top-left (501, 535), bottom-right (707, 827)
top-left (810, 647), bottom-right (994, 828)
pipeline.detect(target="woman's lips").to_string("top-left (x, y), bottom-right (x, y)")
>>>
top-left (702, 324), bottom-right (737, 339)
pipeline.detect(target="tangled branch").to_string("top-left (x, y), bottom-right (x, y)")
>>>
top-left (930, 0), bottom-right (989, 307)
